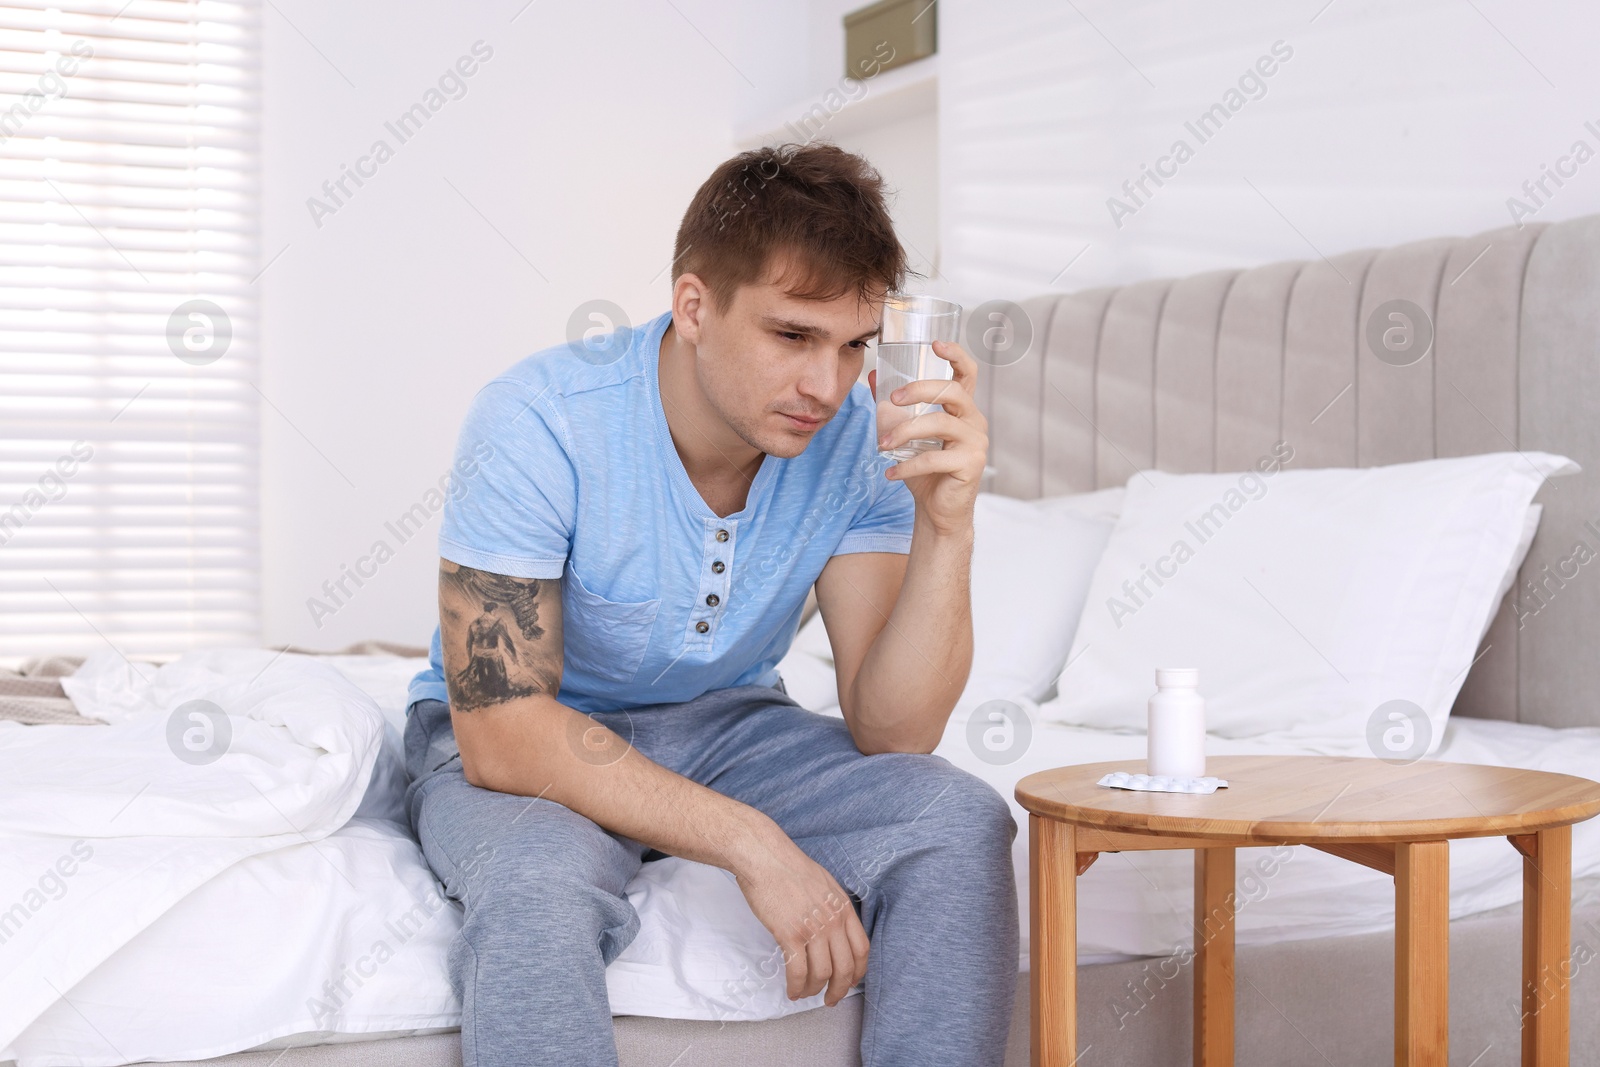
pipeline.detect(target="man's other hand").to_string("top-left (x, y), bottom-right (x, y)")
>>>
top-left (732, 835), bottom-right (870, 1007)
top-left (868, 338), bottom-right (987, 537)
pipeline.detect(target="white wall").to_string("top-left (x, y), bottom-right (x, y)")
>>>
top-left (263, 0), bottom-right (1600, 651)
top-left (260, 0), bottom-right (761, 649)
top-left (939, 0), bottom-right (1600, 302)
top-left (732, 0), bottom-right (865, 126)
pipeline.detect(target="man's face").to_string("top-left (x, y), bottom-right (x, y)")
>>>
top-left (684, 266), bottom-right (881, 460)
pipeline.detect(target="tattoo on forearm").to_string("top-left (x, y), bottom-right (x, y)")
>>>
top-left (440, 561), bottom-right (562, 711)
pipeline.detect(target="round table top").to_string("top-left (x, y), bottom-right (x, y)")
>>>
top-left (1014, 755), bottom-right (1600, 843)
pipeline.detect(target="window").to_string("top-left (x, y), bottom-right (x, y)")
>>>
top-left (0, 0), bottom-right (261, 664)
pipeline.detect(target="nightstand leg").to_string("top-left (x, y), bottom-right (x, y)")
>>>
top-left (1031, 815), bottom-right (1078, 1067)
top-left (1194, 847), bottom-right (1236, 1067)
top-left (1521, 825), bottom-right (1572, 1067)
top-left (1395, 840), bottom-right (1449, 1067)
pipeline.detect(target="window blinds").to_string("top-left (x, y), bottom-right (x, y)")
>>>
top-left (0, 0), bottom-right (261, 664)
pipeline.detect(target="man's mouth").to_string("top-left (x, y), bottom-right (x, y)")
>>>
top-left (780, 411), bottom-right (827, 430)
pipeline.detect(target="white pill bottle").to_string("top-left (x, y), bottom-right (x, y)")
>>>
top-left (1146, 668), bottom-right (1206, 778)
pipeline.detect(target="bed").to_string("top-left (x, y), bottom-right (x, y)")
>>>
top-left (4, 210), bottom-right (1600, 1067)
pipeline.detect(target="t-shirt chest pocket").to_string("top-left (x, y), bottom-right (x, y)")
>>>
top-left (562, 565), bottom-right (662, 685)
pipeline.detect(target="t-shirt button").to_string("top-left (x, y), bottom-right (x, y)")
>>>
top-left (705, 593), bottom-right (720, 606)
top-left (716, 529), bottom-right (730, 542)
top-left (695, 620), bottom-right (710, 634)
top-left (711, 560), bottom-right (725, 574)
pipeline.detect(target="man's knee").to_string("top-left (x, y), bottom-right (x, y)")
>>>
top-left (871, 752), bottom-right (1017, 844)
top-left (487, 814), bottom-right (616, 894)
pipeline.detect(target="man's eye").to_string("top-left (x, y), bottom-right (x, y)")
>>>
top-left (778, 331), bottom-right (803, 342)
top-left (847, 340), bottom-right (868, 350)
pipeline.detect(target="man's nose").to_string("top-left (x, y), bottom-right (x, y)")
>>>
top-left (798, 353), bottom-right (847, 406)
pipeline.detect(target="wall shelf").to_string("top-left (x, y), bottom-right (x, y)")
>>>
top-left (734, 55), bottom-right (937, 149)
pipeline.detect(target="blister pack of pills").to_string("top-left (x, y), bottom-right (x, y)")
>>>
top-left (1096, 771), bottom-right (1230, 795)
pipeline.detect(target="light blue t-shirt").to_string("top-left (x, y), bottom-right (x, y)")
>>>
top-left (406, 309), bottom-right (916, 714)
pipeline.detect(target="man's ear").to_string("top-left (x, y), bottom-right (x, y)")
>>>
top-left (672, 272), bottom-right (711, 346)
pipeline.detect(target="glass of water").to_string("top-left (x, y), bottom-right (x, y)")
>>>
top-left (876, 294), bottom-right (963, 461)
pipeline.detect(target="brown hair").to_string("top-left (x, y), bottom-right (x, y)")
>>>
top-left (671, 143), bottom-right (909, 309)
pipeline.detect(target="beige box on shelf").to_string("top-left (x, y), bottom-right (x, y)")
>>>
top-left (844, 0), bottom-right (936, 79)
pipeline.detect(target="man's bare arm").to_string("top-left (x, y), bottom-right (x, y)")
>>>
top-left (834, 337), bottom-right (984, 755)
top-left (438, 559), bottom-right (869, 1006)
top-left (440, 561), bottom-right (561, 709)
top-left (813, 525), bottom-right (974, 757)
top-left (441, 559), bottom-right (767, 865)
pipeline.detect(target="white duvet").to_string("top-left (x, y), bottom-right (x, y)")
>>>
top-left (6, 646), bottom-right (1600, 1067)
top-left (0, 649), bottom-right (841, 1067)
top-left (0, 651), bottom-right (398, 1062)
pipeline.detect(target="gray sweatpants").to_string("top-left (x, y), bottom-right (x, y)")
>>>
top-left (402, 681), bottom-right (1019, 1067)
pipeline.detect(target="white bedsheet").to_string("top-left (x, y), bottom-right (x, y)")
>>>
top-left (6, 648), bottom-right (1599, 1066)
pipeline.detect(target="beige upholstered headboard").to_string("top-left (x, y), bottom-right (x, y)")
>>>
top-left (978, 213), bottom-right (1600, 729)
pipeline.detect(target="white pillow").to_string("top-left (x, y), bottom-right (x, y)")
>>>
top-left (1046, 452), bottom-right (1577, 754)
top-left (1495, 504), bottom-right (1543, 619)
top-left (961, 493), bottom-right (1115, 710)
top-left (1042, 485), bottom-right (1125, 523)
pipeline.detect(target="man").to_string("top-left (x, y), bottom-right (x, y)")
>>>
top-left (402, 142), bottom-right (1018, 1067)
